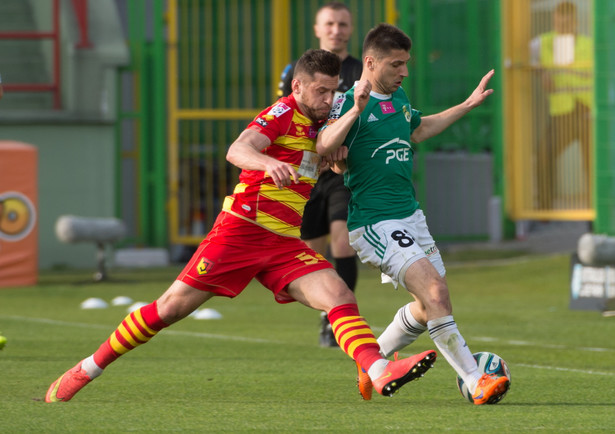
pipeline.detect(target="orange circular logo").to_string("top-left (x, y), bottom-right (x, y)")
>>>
top-left (0, 192), bottom-right (36, 241)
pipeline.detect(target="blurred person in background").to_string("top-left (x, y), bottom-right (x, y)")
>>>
top-left (530, 1), bottom-right (593, 209)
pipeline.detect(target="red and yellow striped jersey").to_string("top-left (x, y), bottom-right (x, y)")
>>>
top-left (222, 94), bottom-right (324, 238)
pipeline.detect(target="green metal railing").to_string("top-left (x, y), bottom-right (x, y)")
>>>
top-left (115, 0), bottom-right (167, 247)
top-left (118, 0), bottom-right (614, 248)
top-left (594, 0), bottom-right (615, 234)
top-left (166, 0), bottom-right (393, 245)
top-left (399, 0), bottom-right (505, 240)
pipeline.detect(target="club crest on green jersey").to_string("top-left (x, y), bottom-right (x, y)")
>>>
top-left (403, 105), bottom-right (412, 122)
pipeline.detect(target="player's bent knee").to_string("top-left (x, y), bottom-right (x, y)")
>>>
top-left (287, 269), bottom-right (355, 310)
top-left (322, 272), bottom-right (356, 301)
top-left (156, 281), bottom-right (214, 324)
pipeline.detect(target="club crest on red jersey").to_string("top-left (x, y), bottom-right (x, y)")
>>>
top-left (197, 257), bottom-right (213, 275)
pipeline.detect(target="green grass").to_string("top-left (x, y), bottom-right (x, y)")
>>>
top-left (1, 254), bottom-right (614, 432)
top-left (440, 246), bottom-right (532, 263)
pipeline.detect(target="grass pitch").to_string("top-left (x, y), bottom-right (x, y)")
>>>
top-left (1, 253), bottom-right (614, 432)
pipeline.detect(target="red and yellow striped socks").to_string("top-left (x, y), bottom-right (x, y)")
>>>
top-left (328, 303), bottom-right (382, 371)
top-left (86, 302), bottom-right (383, 378)
top-left (92, 301), bottom-right (169, 369)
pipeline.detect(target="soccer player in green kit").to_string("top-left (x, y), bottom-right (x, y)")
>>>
top-left (317, 23), bottom-right (510, 405)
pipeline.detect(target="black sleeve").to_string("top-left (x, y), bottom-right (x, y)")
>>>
top-left (277, 61), bottom-right (296, 98)
top-left (338, 56), bottom-right (363, 93)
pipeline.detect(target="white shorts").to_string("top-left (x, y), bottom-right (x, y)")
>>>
top-left (348, 210), bottom-right (446, 289)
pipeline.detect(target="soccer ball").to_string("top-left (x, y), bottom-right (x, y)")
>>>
top-left (456, 352), bottom-right (511, 404)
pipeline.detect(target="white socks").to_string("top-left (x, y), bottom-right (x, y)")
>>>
top-left (367, 358), bottom-right (389, 380)
top-left (377, 304), bottom-right (482, 393)
top-left (427, 315), bottom-right (481, 393)
top-left (377, 303), bottom-right (427, 358)
top-left (81, 355), bottom-right (103, 379)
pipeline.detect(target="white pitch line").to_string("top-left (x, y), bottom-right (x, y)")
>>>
top-left (469, 336), bottom-right (615, 377)
top-left (2, 315), bottom-right (110, 330)
top-left (4, 315), bottom-right (615, 379)
top-left (471, 335), bottom-right (615, 353)
top-left (515, 363), bottom-right (615, 377)
top-left (163, 329), bottom-right (283, 344)
top-left (1, 315), bottom-right (283, 345)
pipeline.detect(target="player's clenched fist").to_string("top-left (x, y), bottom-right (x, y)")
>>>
top-left (353, 79), bottom-right (372, 113)
top-left (325, 146), bottom-right (348, 164)
top-left (266, 160), bottom-right (299, 189)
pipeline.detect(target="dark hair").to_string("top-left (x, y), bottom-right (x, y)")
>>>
top-left (294, 48), bottom-right (341, 79)
top-left (363, 23), bottom-right (412, 58)
top-left (316, 2), bottom-right (352, 19)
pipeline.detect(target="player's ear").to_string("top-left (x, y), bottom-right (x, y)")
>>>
top-left (291, 78), bottom-right (301, 95)
top-left (364, 55), bottom-right (375, 71)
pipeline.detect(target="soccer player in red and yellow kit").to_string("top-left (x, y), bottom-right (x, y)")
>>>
top-left (45, 49), bottom-right (436, 404)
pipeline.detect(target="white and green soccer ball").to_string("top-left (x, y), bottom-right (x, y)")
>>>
top-left (456, 352), bottom-right (511, 404)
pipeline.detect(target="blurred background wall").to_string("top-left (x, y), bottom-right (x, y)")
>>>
top-left (0, 0), bottom-right (612, 270)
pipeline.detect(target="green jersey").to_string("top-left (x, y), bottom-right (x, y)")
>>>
top-left (325, 86), bottom-right (422, 231)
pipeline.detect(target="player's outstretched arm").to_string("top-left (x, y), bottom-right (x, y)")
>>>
top-left (464, 69), bottom-right (495, 109)
top-left (316, 79), bottom-right (371, 156)
top-left (227, 129), bottom-right (299, 188)
top-left (411, 69), bottom-right (494, 144)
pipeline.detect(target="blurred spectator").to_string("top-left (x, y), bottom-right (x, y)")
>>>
top-left (530, 1), bottom-right (593, 208)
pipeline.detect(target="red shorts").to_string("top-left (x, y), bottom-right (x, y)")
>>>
top-left (177, 211), bottom-right (333, 303)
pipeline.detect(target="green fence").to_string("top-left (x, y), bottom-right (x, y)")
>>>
top-left (119, 0), bottom-right (614, 248)
top-left (398, 0), bottom-right (505, 240)
top-left (287, 0), bottom-right (392, 73)
top-left (400, 0), bottom-right (502, 153)
top-left (594, 0), bottom-right (615, 234)
top-left (166, 0), bottom-right (393, 245)
top-left (116, 0), bottom-right (167, 247)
